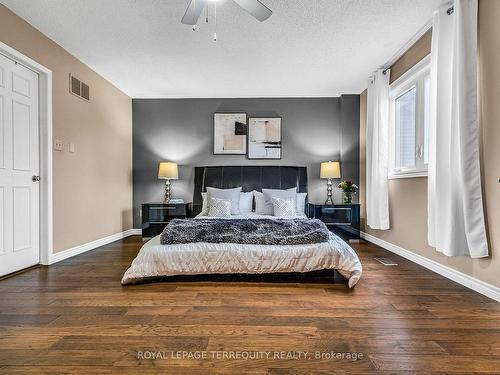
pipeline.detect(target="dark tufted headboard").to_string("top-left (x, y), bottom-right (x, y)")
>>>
top-left (192, 166), bottom-right (308, 216)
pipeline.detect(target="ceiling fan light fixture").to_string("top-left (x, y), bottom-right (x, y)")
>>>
top-left (182, 0), bottom-right (272, 41)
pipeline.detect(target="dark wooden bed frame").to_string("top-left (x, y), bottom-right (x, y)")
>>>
top-left (192, 165), bottom-right (308, 216)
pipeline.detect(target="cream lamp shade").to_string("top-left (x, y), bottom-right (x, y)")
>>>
top-left (320, 161), bottom-right (341, 179)
top-left (158, 162), bottom-right (179, 180)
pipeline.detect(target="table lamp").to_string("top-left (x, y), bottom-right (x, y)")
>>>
top-left (320, 161), bottom-right (341, 205)
top-left (158, 162), bottom-right (178, 203)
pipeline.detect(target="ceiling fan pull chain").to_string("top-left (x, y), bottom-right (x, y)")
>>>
top-left (214, 2), bottom-right (217, 41)
top-left (206, 3), bottom-right (209, 23)
top-left (192, 0), bottom-right (196, 30)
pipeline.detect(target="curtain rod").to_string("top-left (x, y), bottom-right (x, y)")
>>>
top-left (381, 5), bottom-right (454, 75)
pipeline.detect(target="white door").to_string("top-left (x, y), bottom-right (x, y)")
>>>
top-left (0, 53), bottom-right (40, 276)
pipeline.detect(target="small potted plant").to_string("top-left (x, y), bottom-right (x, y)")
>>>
top-left (338, 180), bottom-right (358, 204)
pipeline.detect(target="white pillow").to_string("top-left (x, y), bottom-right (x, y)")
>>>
top-left (206, 187), bottom-right (242, 215)
top-left (252, 191), bottom-right (266, 215)
top-left (201, 192), bottom-right (209, 214)
top-left (272, 197), bottom-right (297, 218)
top-left (239, 192), bottom-right (253, 213)
top-left (207, 198), bottom-right (232, 217)
top-left (201, 192), bottom-right (252, 215)
top-left (296, 192), bottom-right (307, 215)
top-left (258, 187), bottom-right (297, 215)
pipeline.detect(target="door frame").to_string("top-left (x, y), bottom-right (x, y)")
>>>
top-left (0, 41), bottom-right (53, 265)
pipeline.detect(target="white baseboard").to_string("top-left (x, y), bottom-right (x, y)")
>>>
top-left (49, 228), bottom-right (142, 264)
top-left (361, 231), bottom-right (500, 302)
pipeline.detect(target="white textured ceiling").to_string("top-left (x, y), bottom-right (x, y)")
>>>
top-left (2, 0), bottom-right (442, 98)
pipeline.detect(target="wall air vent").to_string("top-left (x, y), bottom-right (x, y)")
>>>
top-left (374, 257), bottom-right (398, 266)
top-left (69, 74), bottom-right (90, 101)
top-left (81, 82), bottom-right (90, 100)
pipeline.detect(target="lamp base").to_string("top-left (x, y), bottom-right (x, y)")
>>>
top-left (163, 180), bottom-right (171, 203)
top-left (325, 178), bottom-right (334, 205)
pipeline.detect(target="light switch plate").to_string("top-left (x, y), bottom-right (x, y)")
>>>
top-left (54, 139), bottom-right (63, 151)
top-left (69, 143), bottom-right (75, 153)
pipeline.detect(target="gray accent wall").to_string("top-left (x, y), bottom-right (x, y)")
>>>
top-left (133, 96), bottom-right (359, 226)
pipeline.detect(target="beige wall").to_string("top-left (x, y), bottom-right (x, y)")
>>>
top-left (359, 0), bottom-right (500, 288)
top-left (390, 29), bottom-right (432, 84)
top-left (0, 5), bottom-right (133, 253)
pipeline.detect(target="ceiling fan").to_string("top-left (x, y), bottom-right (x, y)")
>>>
top-left (181, 0), bottom-right (272, 40)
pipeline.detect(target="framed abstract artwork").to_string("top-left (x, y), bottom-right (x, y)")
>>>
top-left (247, 117), bottom-right (282, 159)
top-left (213, 112), bottom-right (248, 155)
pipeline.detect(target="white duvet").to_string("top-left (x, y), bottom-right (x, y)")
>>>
top-left (122, 214), bottom-right (362, 287)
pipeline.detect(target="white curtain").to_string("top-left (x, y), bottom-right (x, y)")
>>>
top-left (366, 69), bottom-right (390, 230)
top-left (428, 0), bottom-right (488, 258)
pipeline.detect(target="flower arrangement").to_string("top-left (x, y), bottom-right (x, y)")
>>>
top-left (338, 180), bottom-right (358, 204)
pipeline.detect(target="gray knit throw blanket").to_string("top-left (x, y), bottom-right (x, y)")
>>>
top-left (160, 218), bottom-right (330, 246)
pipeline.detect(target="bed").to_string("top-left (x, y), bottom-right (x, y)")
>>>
top-left (122, 166), bottom-right (362, 287)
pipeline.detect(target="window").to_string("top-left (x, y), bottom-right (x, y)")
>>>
top-left (394, 86), bottom-right (417, 169)
top-left (389, 57), bottom-right (430, 178)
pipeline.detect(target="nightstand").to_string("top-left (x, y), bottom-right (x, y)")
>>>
top-left (141, 202), bottom-right (190, 239)
top-left (307, 203), bottom-right (360, 242)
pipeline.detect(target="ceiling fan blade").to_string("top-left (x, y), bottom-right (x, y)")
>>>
top-left (181, 0), bottom-right (208, 25)
top-left (232, 0), bottom-right (272, 22)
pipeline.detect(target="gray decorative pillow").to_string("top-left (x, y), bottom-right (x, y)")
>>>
top-left (207, 187), bottom-right (242, 215)
top-left (207, 198), bottom-right (232, 218)
top-left (259, 187), bottom-right (297, 215)
top-left (272, 197), bottom-right (297, 218)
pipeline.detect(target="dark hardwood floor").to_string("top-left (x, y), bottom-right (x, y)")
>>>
top-left (1, 235), bottom-right (499, 374)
